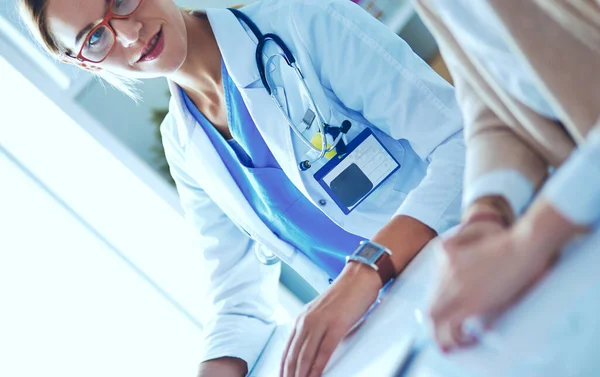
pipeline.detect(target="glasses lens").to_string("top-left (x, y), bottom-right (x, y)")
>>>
top-left (81, 25), bottom-right (114, 63)
top-left (112, 0), bottom-right (142, 16)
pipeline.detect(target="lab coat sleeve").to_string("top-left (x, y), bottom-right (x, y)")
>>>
top-left (288, 0), bottom-right (465, 233)
top-left (542, 126), bottom-right (600, 226)
top-left (160, 114), bottom-right (280, 369)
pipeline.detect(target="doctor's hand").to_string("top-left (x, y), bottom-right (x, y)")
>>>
top-left (429, 197), bottom-right (585, 352)
top-left (280, 262), bottom-right (381, 377)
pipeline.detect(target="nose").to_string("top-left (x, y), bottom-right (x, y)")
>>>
top-left (110, 18), bottom-right (142, 48)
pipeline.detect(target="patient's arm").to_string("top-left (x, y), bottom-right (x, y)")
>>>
top-left (197, 357), bottom-right (247, 377)
top-left (514, 197), bottom-right (588, 259)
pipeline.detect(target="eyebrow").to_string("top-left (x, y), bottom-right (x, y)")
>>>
top-left (75, 22), bottom-right (96, 46)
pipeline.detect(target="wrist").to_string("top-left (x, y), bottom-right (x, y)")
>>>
top-left (511, 197), bottom-right (585, 260)
top-left (464, 196), bottom-right (513, 227)
top-left (463, 211), bottom-right (509, 229)
top-left (371, 215), bottom-right (436, 274)
top-left (341, 260), bottom-right (383, 292)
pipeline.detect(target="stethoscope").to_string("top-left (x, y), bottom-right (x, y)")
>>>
top-left (229, 8), bottom-right (352, 172)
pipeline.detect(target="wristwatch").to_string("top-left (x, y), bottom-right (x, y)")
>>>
top-left (346, 240), bottom-right (396, 285)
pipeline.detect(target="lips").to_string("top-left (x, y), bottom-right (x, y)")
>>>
top-left (137, 27), bottom-right (164, 63)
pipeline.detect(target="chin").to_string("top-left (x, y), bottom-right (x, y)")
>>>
top-left (154, 32), bottom-right (187, 75)
top-left (154, 55), bottom-right (185, 76)
top-left (134, 47), bottom-right (186, 78)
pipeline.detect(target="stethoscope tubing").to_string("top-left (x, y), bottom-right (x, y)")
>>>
top-left (229, 7), bottom-right (345, 171)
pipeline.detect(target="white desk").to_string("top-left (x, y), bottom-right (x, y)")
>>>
top-left (251, 228), bottom-right (600, 377)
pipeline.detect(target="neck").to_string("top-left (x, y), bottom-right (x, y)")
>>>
top-left (168, 11), bottom-right (223, 97)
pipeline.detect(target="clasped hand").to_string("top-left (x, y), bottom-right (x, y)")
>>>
top-left (428, 219), bottom-right (555, 351)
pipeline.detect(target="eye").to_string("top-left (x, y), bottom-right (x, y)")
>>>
top-left (87, 28), bottom-right (105, 47)
top-left (113, 0), bottom-right (126, 10)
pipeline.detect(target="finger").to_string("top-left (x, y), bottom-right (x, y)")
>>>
top-left (429, 284), bottom-right (461, 325)
top-left (307, 327), bottom-right (347, 377)
top-left (283, 319), bottom-right (310, 377)
top-left (429, 265), bottom-right (483, 325)
top-left (280, 327), bottom-right (296, 377)
top-left (434, 320), bottom-right (455, 351)
top-left (459, 333), bottom-right (478, 348)
top-left (296, 330), bottom-right (326, 377)
top-left (451, 320), bottom-right (475, 348)
top-left (430, 297), bottom-right (470, 351)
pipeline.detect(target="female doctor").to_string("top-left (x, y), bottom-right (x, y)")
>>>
top-left (19, 0), bottom-right (465, 375)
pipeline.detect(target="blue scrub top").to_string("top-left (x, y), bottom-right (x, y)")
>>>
top-left (181, 63), bottom-right (365, 280)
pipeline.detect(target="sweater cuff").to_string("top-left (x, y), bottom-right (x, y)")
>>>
top-left (464, 170), bottom-right (535, 217)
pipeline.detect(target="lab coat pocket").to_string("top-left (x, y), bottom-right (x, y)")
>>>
top-left (329, 107), bottom-right (410, 211)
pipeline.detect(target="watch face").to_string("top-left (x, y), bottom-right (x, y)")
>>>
top-left (358, 243), bottom-right (381, 262)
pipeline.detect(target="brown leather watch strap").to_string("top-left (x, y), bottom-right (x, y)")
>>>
top-left (375, 251), bottom-right (396, 286)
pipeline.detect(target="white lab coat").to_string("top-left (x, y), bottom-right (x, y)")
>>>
top-left (160, 0), bottom-right (465, 369)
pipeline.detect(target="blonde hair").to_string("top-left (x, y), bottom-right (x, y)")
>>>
top-left (17, 0), bottom-right (141, 100)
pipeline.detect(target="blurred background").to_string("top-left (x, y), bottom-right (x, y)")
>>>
top-left (1, 0), bottom-right (450, 185)
top-left (0, 1), bottom-right (450, 376)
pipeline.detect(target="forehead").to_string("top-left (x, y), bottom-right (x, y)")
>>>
top-left (45, 0), bottom-right (107, 51)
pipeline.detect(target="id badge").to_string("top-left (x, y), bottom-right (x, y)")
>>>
top-left (314, 128), bottom-right (401, 214)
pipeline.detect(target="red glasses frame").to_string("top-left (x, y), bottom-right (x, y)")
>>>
top-left (75, 0), bottom-right (144, 64)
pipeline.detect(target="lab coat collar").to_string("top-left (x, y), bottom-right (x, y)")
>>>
top-left (206, 8), bottom-right (263, 89)
top-left (165, 80), bottom-right (275, 253)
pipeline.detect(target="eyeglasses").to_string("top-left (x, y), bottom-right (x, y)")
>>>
top-left (75, 0), bottom-right (144, 64)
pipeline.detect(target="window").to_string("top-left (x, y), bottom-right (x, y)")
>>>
top-left (0, 56), bottom-right (297, 376)
top-left (0, 53), bottom-right (217, 376)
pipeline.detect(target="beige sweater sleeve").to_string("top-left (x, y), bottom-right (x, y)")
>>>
top-left (452, 73), bottom-right (548, 191)
top-left (415, 0), bottom-right (549, 216)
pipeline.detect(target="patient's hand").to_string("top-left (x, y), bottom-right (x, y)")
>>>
top-left (444, 216), bottom-right (506, 246)
top-left (429, 226), bottom-right (553, 351)
top-left (428, 197), bottom-right (583, 352)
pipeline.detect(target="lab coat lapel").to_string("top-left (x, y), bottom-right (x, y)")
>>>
top-left (167, 80), bottom-right (295, 259)
top-left (238, 87), bottom-right (311, 198)
top-left (207, 8), bottom-right (311, 198)
top-left (206, 8), bottom-right (263, 88)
